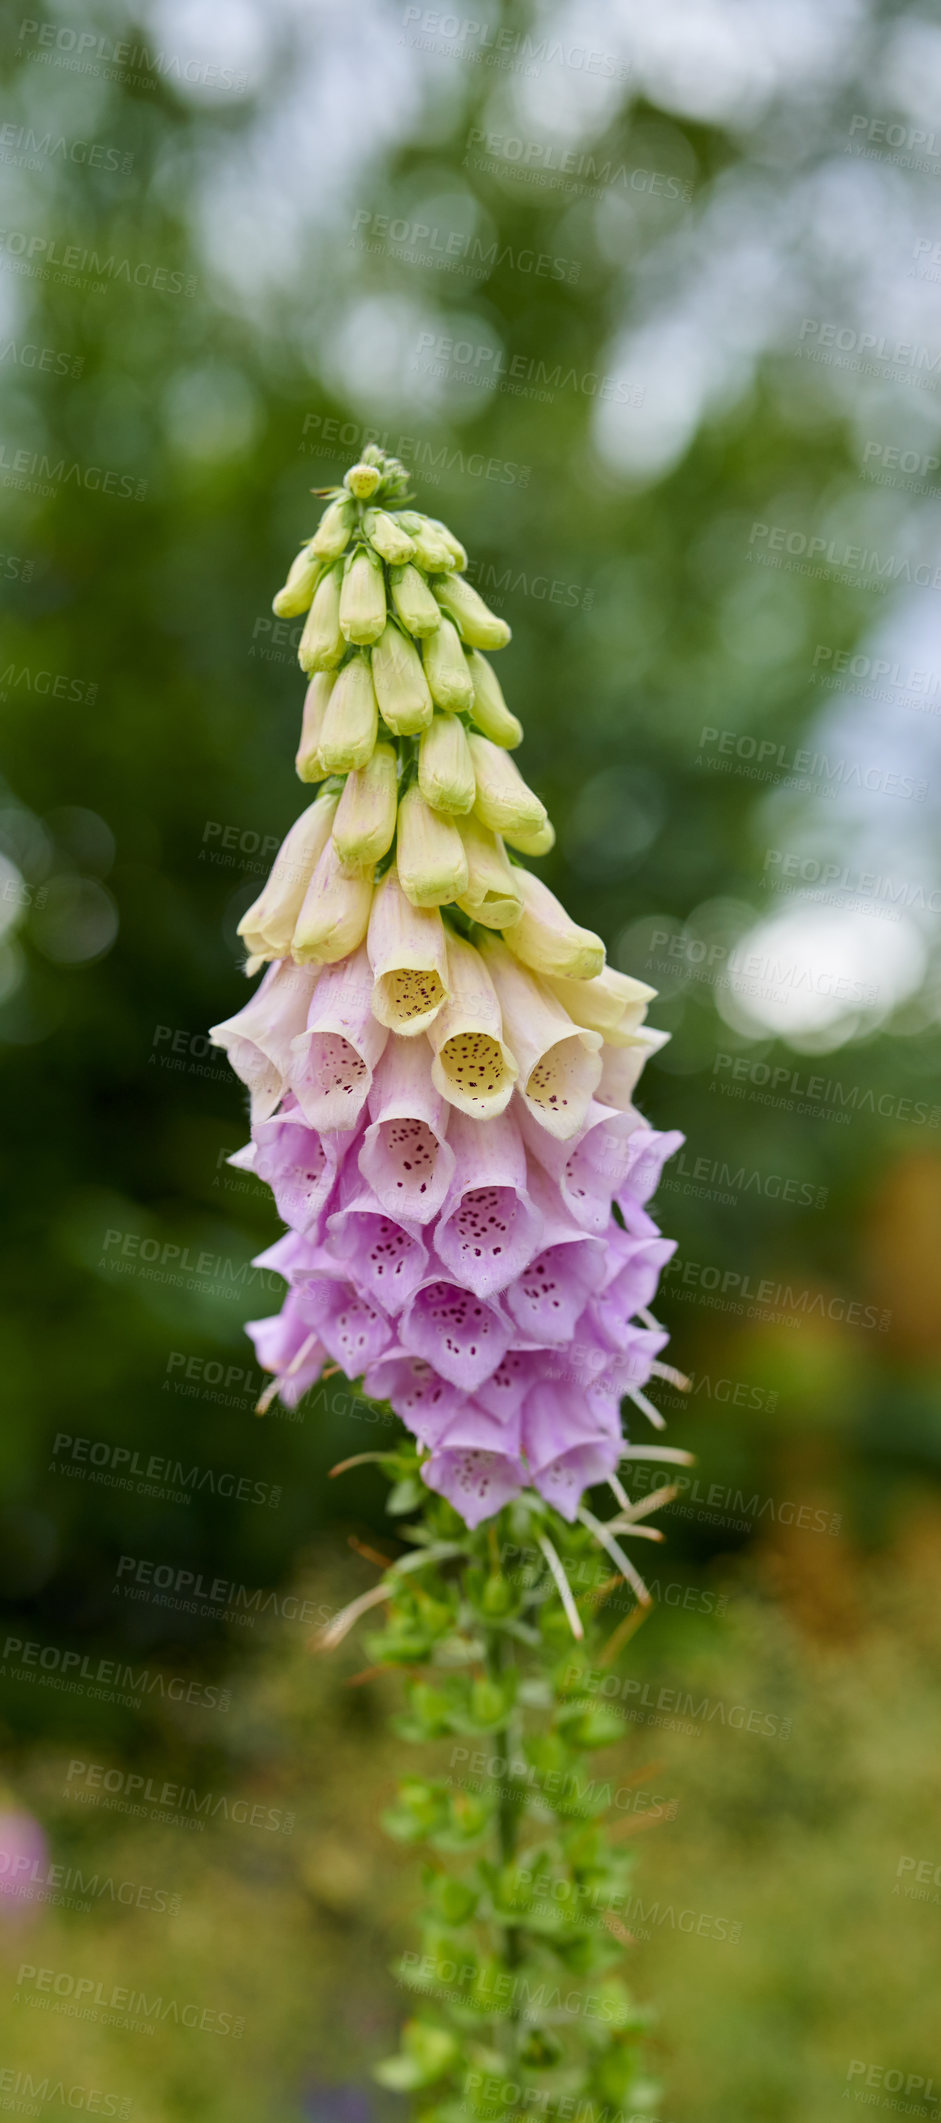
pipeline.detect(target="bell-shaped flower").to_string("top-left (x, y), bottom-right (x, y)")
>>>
top-left (298, 564), bottom-right (345, 674)
top-left (598, 1029), bottom-right (670, 1109)
top-left (294, 1262), bottom-right (394, 1375)
top-left (521, 1386), bottom-right (621, 1521)
top-left (465, 649), bottom-right (522, 749)
top-left (546, 966), bottom-right (655, 1045)
top-left (291, 839), bottom-right (374, 965)
top-left (517, 1098), bottom-right (643, 1234)
top-left (422, 1406), bottom-right (526, 1527)
top-left (236, 790), bottom-right (339, 959)
top-left (457, 815), bottom-right (523, 930)
top-left (210, 957), bottom-right (319, 1122)
top-left (339, 547), bottom-right (387, 646)
top-left (332, 742), bottom-right (397, 868)
top-left (433, 1108), bottom-right (542, 1300)
top-left (418, 714), bottom-right (476, 815)
top-left (474, 1347), bottom-right (545, 1424)
top-left (363, 1352), bottom-right (463, 1444)
top-left (479, 939), bottom-right (602, 1140)
top-left (367, 869), bottom-right (450, 1036)
top-left (469, 733), bottom-right (547, 838)
top-left (289, 944), bottom-right (387, 1132)
top-left (505, 1232), bottom-right (604, 1345)
top-left (310, 495), bottom-right (354, 562)
top-left (295, 673), bottom-right (334, 783)
top-left (428, 932), bottom-right (518, 1119)
top-left (422, 614), bottom-right (475, 712)
top-left (502, 867), bottom-right (605, 983)
top-left (358, 1037), bottom-right (455, 1225)
top-left (617, 1125), bottom-right (685, 1209)
top-left (371, 623), bottom-right (434, 735)
top-left (592, 1230), bottom-right (677, 1347)
top-left (395, 785), bottom-right (468, 910)
top-left (390, 563), bottom-right (441, 638)
top-left (399, 1276), bottom-right (513, 1390)
top-left (432, 573), bottom-right (511, 650)
top-left (502, 816), bottom-right (556, 857)
top-left (273, 546), bottom-right (320, 618)
top-left (246, 1293), bottom-right (326, 1408)
top-left (249, 1094), bottom-right (351, 1240)
top-left (318, 654), bottom-right (379, 773)
top-left (325, 1172), bottom-right (429, 1316)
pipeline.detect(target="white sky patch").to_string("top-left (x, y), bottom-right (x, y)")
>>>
top-left (718, 902), bottom-right (927, 1050)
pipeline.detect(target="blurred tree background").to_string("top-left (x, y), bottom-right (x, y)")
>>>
top-left (0, 0), bottom-right (939, 2116)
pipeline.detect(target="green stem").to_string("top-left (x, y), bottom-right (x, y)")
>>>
top-left (485, 1620), bottom-right (523, 2060)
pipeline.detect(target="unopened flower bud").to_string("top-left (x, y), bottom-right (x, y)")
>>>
top-left (502, 867), bottom-right (605, 982)
top-left (418, 714), bottom-right (475, 815)
top-left (457, 814), bottom-right (523, 929)
top-left (344, 462), bottom-right (381, 499)
top-left (427, 932), bottom-right (518, 1119)
top-left (295, 672), bottom-right (335, 782)
top-left (237, 790), bottom-right (339, 958)
top-left (371, 623), bottom-right (433, 734)
top-left (310, 496), bottom-right (354, 561)
top-left (423, 614), bottom-right (475, 712)
top-left (396, 511), bottom-right (456, 571)
top-left (545, 966), bottom-right (656, 1044)
top-left (292, 838), bottom-right (374, 964)
top-left (428, 518), bottom-right (468, 571)
top-left (433, 573), bottom-right (511, 649)
top-left (466, 649), bottom-right (523, 748)
top-left (298, 565), bottom-right (345, 674)
top-left (396, 784), bottom-right (469, 909)
top-left (364, 508), bottom-right (415, 564)
top-left (502, 815), bottom-right (556, 857)
top-left (339, 547), bottom-right (387, 645)
top-left (468, 732), bottom-right (547, 837)
top-left (331, 742), bottom-right (398, 868)
top-left (273, 545), bottom-right (319, 618)
top-left (318, 654), bottom-right (379, 773)
top-left (367, 868), bottom-right (450, 1036)
top-left (390, 564), bottom-right (442, 638)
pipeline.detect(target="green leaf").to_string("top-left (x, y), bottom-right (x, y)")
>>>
top-left (373, 2018), bottom-right (460, 2088)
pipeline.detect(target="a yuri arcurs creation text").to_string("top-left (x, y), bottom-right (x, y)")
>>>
top-left (211, 446), bottom-right (689, 2113)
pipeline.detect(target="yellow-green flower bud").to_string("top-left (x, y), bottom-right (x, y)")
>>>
top-left (456, 814), bottom-right (524, 929)
top-left (273, 545), bottom-right (319, 618)
top-left (396, 784), bottom-right (469, 909)
top-left (468, 732), bottom-right (547, 837)
top-left (502, 867), bottom-right (605, 982)
top-left (344, 462), bottom-right (381, 499)
top-left (364, 508), bottom-right (415, 564)
top-left (423, 614), bottom-right (475, 712)
top-left (318, 654), bottom-right (378, 773)
top-left (390, 564), bottom-right (442, 638)
top-left (295, 672), bottom-right (335, 782)
top-left (237, 789), bottom-right (339, 959)
top-left (310, 496), bottom-right (354, 562)
top-left (466, 649), bottom-right (523, 748)
top-left (371, 624), bottom-right (433, 735)
top-left (545, 966), bottom-right (655, 1044)
top-left (433, 573), bottom-right (511, 649)
top-left (331, 742), bottom-right (397, 867)
top-left (396, 512), bottom-right (456, 572)
top-left (502, 816), bottom-right (556, 857)
top-left (339, 547), bottom-right (387, 646)
top-left (367, 870), bottom-right (450, 1036)
top-left (418, 715), bottom-right (476, 815)
top-left (429, 518), bottom-right (468, 571)
top-left (292, 838), bottom-right (374, 964)
top-left (298, 564), bottom-right (345, 674)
